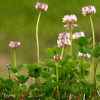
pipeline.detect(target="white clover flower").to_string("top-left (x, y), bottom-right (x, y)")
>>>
top-left (78, 52), bottom-right (91, 59)
top-left (57, 32), bottom-right (71, 48)
top-left (9, 41), bottom-right (21, 49)
top-left (62, 15), bottom-right (77, 24)
top-left (62, 14), bottom-right (78, 29)
top-left (35, 2), bottom-right (48, 12)
top-left (82, 5), bottom-right (96, 16)
top-left (73, 32), bottom-right (85, 39)
top-left (58, 32), bottom-right (70, 39)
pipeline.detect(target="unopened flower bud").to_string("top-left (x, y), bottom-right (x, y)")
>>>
top-left (53, 54), bottom-right (62, 62)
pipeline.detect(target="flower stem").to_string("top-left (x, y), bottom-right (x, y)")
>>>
top-left (60, 47), bottom-right (64, 58)
top-left (90, 16), bottom-right (95, 49)
top-left (55, 63), bottom-right (60, 100)
top-left (12, 48), bottom-right (17, 68)
top-left (36, 12), bottom-right (41, 64)
top-left (89, 16), bottom-right (96, 92)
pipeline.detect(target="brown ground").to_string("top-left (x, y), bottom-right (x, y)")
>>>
top-left (0, 54), bottom-right (9, 77)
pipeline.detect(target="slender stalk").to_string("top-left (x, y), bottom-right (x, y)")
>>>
top-left (60, 47), bottom-right (64, 58)
top-left (12, 48), bottom-right (17, 68)
top-left (89, 15), bottom-right (97, 98)
top-left (90, 16), bottom-right (95, 49)
top-left (55, 63), bottom-right (60, 100)
top-left (36, 12), bottom-right (41, 63)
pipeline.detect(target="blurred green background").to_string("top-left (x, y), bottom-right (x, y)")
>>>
top-left (0, 0), bottom-right (100, 65)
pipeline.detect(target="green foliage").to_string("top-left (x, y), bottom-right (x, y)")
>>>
top-left (16, 75), bottom-right (29, 84)
top-left (27, 64), bottom-right (41, 78)
top-left (93, 43), bottom-right (100, 58)
top-left (96, 74), bottom-right (100, 81)
top-left (78, 37), bottom-right (89, 47)
top-left (0, 54), bottom-right (99, 99)
top-left (47, 48), bottom-right (61, 58)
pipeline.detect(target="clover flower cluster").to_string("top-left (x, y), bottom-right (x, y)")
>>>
top-left (35, 2), bottom-right (48, 12)
top-left (57, 32), bottom-right (85, 48)
top-left (9, 41), bottom-right (21, 49)
top-left (73, 32), bottom-right (85, 39)
top-left (78, 52), bottom-right (91, 59)
top-left (82, 5), bottom-right (96, 16)
top-left (62, 15), bottom-right (78, 29)
top-left (57, 32), bottom-right (71, 48)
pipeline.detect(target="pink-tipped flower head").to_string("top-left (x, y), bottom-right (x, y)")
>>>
top-left (35, 2), bottom-right (48, 12)
top-left (62, 14), bottom-right (77, 29)
top-left (73, 32), bottom-right (85, 39)
top-left (63, 15), bottom-right (77, 24)
top-left (9, 41), bottom-right (21, 49)
top-left (82, 5), bottom-right (96, 16)
top-left (57, 32), bottom-right (71, 48)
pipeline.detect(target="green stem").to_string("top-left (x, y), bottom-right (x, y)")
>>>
top-left (90, 16), bottom-right (95, 49)
top-left (12, 48), bottom-right (17, 68)
top-left (55, 63), bottom-right (60, 100)
top-left (56, 64), bottom-right (59, 84)
top-left (89, 16), bottom-right (96, 93)
top-left (36, 12), bottom-right (41, 64)
top-left (60, 47), bottom-right (64, 58)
